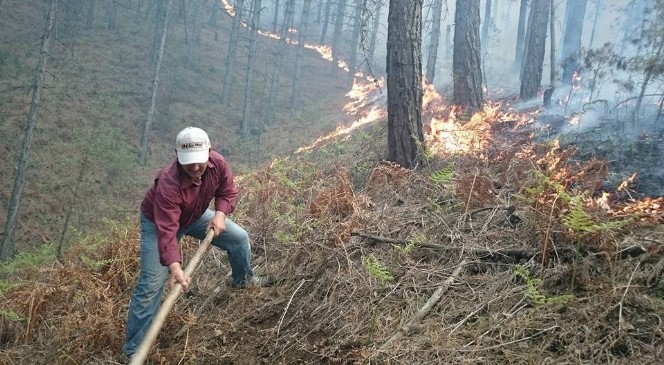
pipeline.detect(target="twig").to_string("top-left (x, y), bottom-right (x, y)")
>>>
top-left (618, 262), bottom-right (640, 332)
top-left (449, 297), bottom-right (499, 334)
top-left (275, 279), bottom-right (306, 345)
top-left (351, 231), bottom-right (537, 261)
top-left (177, 330), bottom-right (189, 365)
top-left (174, 286), bottom-right (222, 339)
top-left (380, 259), bottom-right (467, 350)
top-left (459, 325), bottom-right (559, 352)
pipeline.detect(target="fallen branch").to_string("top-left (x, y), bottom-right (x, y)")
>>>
top-left (351, 231), bottom-right (537, 261)
top-left (380, 259), bottom-right (467, 350)
top-left (174, 286), bottom-right (222, 339)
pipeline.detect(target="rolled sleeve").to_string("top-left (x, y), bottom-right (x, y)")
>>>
top-left (154, 189), bottom-right (182, 266)
top-left (214, 159), bottom-right (238, 215)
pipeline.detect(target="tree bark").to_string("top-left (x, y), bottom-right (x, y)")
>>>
top-left (107, 0), bottom-right (118, 31)
top-left (588, 0), bottom-right (601, 49)
top-left (221, 0), bottom-right (247, 106)
top-left (137, 0), bottom-right (173, 165)
top-left (242, 0), bottom-right (263, 137)
top-left (273, 0), bottom-right (281, 33)
top-left (515, 0), bottom-right (529, 67)
top-left (331, 0), bottom-right (347, 64)
top-left (561, 0), bottom-right (588, 84)
top-left (549, 0), bottom-right (557, 87)
top-left (319, 0), bottom-right (333, 44)
top-left (425, 0), bottom-right (444, 84)
top-left (185, 0), bottom-right (204, 69)
top-left (290, 0), bottom-right (312, 110)
top-left (519, 0), bottom-right (550, 100)
top-left (367, 1), bottom-right (382, 73)
top-left (386, 0), bottom-right (424, 169)
top-left (86, 0), bottom-right (96, 30)
top-left (346, 0), bottom-right (362, 87)
top-left (266, 0), bottom-right (295, 125)
top-left (452, 0), bottom-right (484, 112)
top-left (2, 0), bottom-right (58, 261)
top-left (481, 0), bottom-right (492, 45)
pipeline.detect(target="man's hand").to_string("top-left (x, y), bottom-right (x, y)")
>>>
top-left (208, 211), bottom-right (226, 236)
top-left (168, 262), bottom-right (190, 291)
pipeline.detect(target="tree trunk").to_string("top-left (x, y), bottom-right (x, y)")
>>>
top-left (588, 0), bottom-right (601, 49)
top-left (425, 0), bottom-right (443, 83)
top-left (137, 0), bottom-right (173, 165)
top-left (453, 0), bottom-right (484, 112)
top-left (320, 0), bottom-right (333, 44)
top-left (221, 0), bottom-right (246, 106)
top-left (346, 0), bottom-right (362, 87)
top-left (266, 0), bottom-right (295, 125)
top-left (208, 1), bottom-right (219, 26)
top-left (387, 0), bottom-right (424, 169)
top-left (290, 0), bottom-right (312, 110)
top-left (273, 0), bottom-right (280, 32)
top-left (519, 0), bottom-right (550, 100)
top-left (481, 0), bottom-right (492, 45)
top-left (331, 0), bottom-right (347, 64)
top-left (242, 0), bottom-right (263, 138)
top-left (185, 0), bottom-right (204, 69)
top-left (107, 0), bottom-right (118, 31)
top-left (86, 0), bottom-right (96, 30)
top-left (561, 0), bottom-right (588, 84)
top-left (2, 0), bottom-right (58, 261)
top-left (549, 0), bottom-right (556, 87)
top-left (367, 1), bottom-right (382, 73)
top-left (316, 0), bottom-right (324, 23)
top-left (515, 0), bottom-right (529, 66)
top-left (634, 39), bottom-right (664, 122)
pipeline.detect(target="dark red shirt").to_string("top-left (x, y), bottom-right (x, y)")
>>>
top-left (140, 150), bottom-right (238, 266)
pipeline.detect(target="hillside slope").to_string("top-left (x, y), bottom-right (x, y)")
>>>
top-left (0, 0), bottom-right (350, 254)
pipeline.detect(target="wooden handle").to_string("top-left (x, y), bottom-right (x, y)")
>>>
top-left (130, 229), bottom-right (215, 365)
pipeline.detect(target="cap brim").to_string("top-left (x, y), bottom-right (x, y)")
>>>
top-left (177, 150), bottom-right (209, 165)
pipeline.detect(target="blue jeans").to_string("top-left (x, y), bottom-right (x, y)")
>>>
top-left (123, 209), bottom-right (253, 356)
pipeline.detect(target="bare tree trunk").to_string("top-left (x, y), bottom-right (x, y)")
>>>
top-left (221, 0), bottom-right (246, 106)
top-left (515, 0), bottom-right (529, 67)
top-left (86, 0), bottom-right (96, 30)
top-left (549, 0), bottom-right (556, 87)
top-left (387, 0), bottom-right (424, 169)
top-left (367, 1), bottom-right (382, 73)
top-left (634, 39), bottom-right (664, 122)
top-left (331, 0), bottom-right (347, 64)
top-left (426, 0), bottom-right (444, 84)
top-left (242, 0), bottom-right (263, 138)
top-left (2, 0), bottom-right (58, 261)
top-left (266, 0), bottom-right (295, 125)
top-left (481, 0), bottom-right (492, 45)
top-left (519, 0), bottom-right (550, 100)
top-left (185, 0), bottom-right (204, 68)
top-left (290, 0), bottom-right (312, 110)
top-left (561, 0), bottom-right (588, 84)
top-left (57, 154), bottom-right (89, 261)
top-left (320, 0), bottom-right (333, 44)
top-left (453, 0), bottom-right (484, 112)
top-left (588, 0), bottom-right (601, 49)
top-left (273, 0), bottom-right (280, 32)
top-left (107, 0), bottom-right (118, 31)
top-left (137, 0), bottom-right (173, 165)
top-left (346, 0), bottom-right (362, 87)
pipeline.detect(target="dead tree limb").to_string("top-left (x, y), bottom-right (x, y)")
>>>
top-left (380, 259), bottom-right (468, 350)
top-left (351, 231), bottom-right (537, 261)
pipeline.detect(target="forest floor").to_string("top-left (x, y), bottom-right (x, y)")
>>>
top-left (2, 85), bottom-right (664, 364)
top-left (1, 1), bottom-right (664, 364)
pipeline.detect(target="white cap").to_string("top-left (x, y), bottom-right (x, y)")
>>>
top-left (175, 127), bottom-right (211, 165)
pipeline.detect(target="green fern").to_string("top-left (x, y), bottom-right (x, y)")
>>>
top-left (514, 265), bottom-right (573, 306)
top-left (362, 254), bottom-right (394, 285)
top-left (430, 166), bottom-right (454, 184)
top-left (562, 195), bottom-right (631, 234)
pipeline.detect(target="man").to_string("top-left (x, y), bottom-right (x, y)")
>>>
top-left (123, 126), bottom-right (271, 358)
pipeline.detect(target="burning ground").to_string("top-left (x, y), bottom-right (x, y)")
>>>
top-left (1, 81), bottom-right (664, 365)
